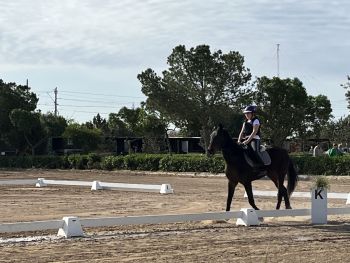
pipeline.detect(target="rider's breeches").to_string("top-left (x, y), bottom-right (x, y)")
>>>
top-left (249, 139), bottom-right (264, 165)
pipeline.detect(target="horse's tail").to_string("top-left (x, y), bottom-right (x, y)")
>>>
top-left (287, 158), bottom-right (298, 196)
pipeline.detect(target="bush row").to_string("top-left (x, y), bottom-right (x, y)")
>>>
top-left (0, 153), bottom-right (350, 175)
top-left (292, 155), bottom-right (350, 175)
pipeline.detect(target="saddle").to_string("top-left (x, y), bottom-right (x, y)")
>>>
top-left (243, 145), bottom-right (271, 169)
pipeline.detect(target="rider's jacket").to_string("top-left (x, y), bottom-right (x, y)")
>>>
top-left (243, 117), bottom-right (261, 138)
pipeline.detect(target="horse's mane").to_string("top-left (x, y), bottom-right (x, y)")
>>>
top-left (220, 128), bottom-right (243, 154)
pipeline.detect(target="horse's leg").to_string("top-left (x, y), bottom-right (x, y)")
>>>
top-left (268, 171), bottom-right (283, 210)
top-left (271, 171), bottom-right (291, 210)
top-left (278, 169), bottom-right (292, 209)
top-left (243, 182), bottom-right (259, 210)
top-left (282, 183), bottom-right (292, 209)
top-left (268, 173), bottom-right (290, 210)
top-left (226, 180), bottom-right (238, 211)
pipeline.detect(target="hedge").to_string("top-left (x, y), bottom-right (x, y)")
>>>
top-left (1, 153), bottom-right (350, 175)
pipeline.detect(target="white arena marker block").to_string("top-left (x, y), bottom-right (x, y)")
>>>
top-left (91, 181), bottom-right (103, 191)
top-left (57, 217), bottom-right (84, 238)
top-left (311, 188), bottom-right (327, 224)
top-left (160, 184), bottom-right (174, 194)
top-left (346, 194), bottom-right (350, 205)
top-left (35, 178), bottom-right (47, 187)
top-left (236, 208), bottom-right (260, 226)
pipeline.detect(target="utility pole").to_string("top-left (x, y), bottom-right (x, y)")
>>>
top-left (54, 87), bottom-right (58, 116)
top-left (277, 44), bottom-right (280, 78)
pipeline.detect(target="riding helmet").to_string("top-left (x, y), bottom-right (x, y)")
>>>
top-left (243, 105), bottom-right (256, 113)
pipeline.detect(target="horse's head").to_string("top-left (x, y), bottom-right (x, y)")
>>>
top-left (208, 124), bottom-right (231, 154)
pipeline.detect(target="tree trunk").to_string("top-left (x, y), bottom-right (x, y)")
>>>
top-left (165, 129), bottom-right (172, 155)
top-left (201, 125), bottom-right (211, 154)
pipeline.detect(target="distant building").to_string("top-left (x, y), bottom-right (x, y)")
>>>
top-left (50, 137), bottom-right (82, 155)
top-left (168, 137), bottom-right (204, 153)
top-left (115, 137), bottom-right (143, 154)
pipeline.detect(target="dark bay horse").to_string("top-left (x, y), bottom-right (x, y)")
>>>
top-left (208, 125), bottom-right (298, 211)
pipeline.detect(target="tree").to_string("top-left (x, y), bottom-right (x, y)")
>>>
top-left (62, 123), bottom-right (102, 152)
top-left (0, 79), bottom-right (38, 150)
top-left (254, 77), bottom-right (310, 147)
top-left (321, 116), bottom-right (350, 145)
top-left (40, 113), bottom-right (68, 137)
top-left (107, 106), bottom-right (169, 153)
top-left (9, 109), bottom-right (45, 155)
top-left (9, 111), bottom-right (68, 155)
top-left (304, 95), bottom-right (332, 140)
top-left (138, 44), bottom-right (252, 151)
top-left (107, 113), bottom-right (129, 137)
top-left (341, 75), bottom-right (350, 110)
top-left (92, 113), bottom-right (108, 132)
top-left (117, 107), bottom-right (143, 136)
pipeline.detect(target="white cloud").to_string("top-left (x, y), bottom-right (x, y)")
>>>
top-left (1, 0), bottom-right (349, 121)
top-left (1, 0), bottom-right (349, 67)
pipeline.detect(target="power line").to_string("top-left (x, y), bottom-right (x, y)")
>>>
top-left (59, 90), bottom-right (145, 99)
top-left (57, 97), bottom-right (135, 104)
top-left (48, 104), bottom-right (126, 108)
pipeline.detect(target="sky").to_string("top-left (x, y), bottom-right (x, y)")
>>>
top-left (1, 0), bottom-right (349, 123)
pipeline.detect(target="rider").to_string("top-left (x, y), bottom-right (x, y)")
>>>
top-left (238, 105), bottom-right (265, 167)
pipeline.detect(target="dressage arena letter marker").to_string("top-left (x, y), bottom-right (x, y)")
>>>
top-left (311, 188), bottom-right (327, 224)
top-left (314, 189), bottom-right (324, 199)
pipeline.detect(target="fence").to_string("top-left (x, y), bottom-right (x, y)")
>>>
top-left (1, 188), bottom-right (350, 238)
top-left (243, 190), bottom-right (350, 204)
top-left (0, 178), bottom-right (174, 194)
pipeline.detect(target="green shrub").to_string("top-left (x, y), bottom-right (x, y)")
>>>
top-left (68, 155), bottom-right (88, 169)
top-left (87, 153), bottom-right (102, 169)
top-left (0, 153), bottom-right (350, 176)
top-left (159, 154), bottom-right (224, 173)
top-left (100, 156), bottom-right (115, 170)
top-left (291, 155), bottom-right (350, 175)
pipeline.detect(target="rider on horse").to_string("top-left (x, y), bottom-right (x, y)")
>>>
top-left (238, 105), bottom-right (265, 167)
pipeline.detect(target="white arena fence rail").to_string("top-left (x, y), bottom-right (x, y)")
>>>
top-left (1, 185), bottom-right (349, 238)
top-left (0, 178), bottom-right (174, 194)
top-left (1, 207), bottom-right (350, 238)
top-left (244, 190), bottom-right (350, 204)
top-left (0, 179), bottom-right (38, 185)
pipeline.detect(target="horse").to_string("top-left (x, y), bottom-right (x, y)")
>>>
top-left (207, 125), bottom-right (298, 211)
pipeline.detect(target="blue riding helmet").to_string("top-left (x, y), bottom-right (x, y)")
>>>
top-left (243, 105), bottom-right (257, 113)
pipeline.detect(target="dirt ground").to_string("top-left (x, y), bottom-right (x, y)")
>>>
top-left (0, 169), bottom-right (349, 263)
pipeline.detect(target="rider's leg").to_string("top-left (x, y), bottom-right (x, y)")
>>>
top-left (250, 139), bottom-right (264, 166)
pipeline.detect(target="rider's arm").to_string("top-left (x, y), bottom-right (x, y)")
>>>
top-left (237, 124), bottom-right (245, 142)
top-left (243, 124), bottom-right (260, 145)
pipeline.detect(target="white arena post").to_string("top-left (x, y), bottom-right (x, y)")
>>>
top-left (311, 188), bottom-right (327, 224)
top-left (35, 178), bottom-right (47, 187)
top-left (236, 208), bottom-right (260, 226)
top-left (91, 181), bottom-right (103, 190)
top-left (57, 217), bottom-right (84, 238)
top-left (160, 184), bottom-right (174, 194)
